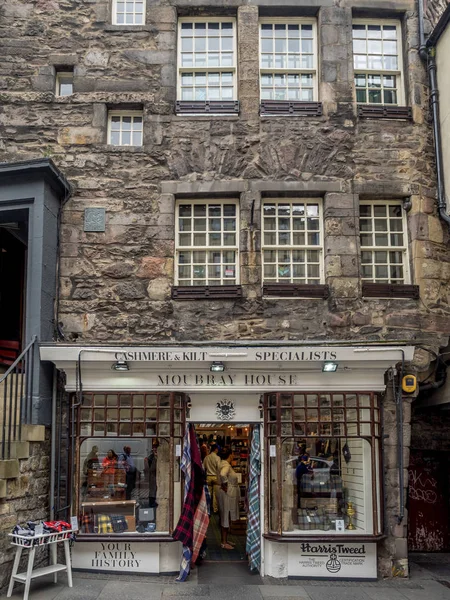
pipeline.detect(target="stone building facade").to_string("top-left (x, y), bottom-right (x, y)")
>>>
top-left (1, 0), bottom-right (450, 583)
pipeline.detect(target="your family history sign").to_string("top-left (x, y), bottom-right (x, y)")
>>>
top-left (72, 541), bottom-right (160, 573)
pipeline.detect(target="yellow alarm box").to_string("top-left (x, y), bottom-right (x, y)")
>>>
top-left (402, 374), bottom-right (417, 393)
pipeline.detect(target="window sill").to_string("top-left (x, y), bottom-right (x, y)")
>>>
top-left (176, 100), bottom-right (240, 115)
top-left (362, 283), bottom-right (419, 299)
top-left (172, 285), bottom-right (243, 300)
top-left (77, 533), bottom-right (174, 542)
top-left (264, 533), bottom-right (386, 543)
top-left (260, 101), bottom-right (323, 117)
top-left (104, 25), bottom-right (154, 32)
top-left (357, 105), bottom-right (413, 121)
top-left (103, 145), bottom-right (146, 153)
top-left (263, 284), bottom-right (329, 299)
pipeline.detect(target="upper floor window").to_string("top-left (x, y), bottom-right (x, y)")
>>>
top-left (178, 19), bottom-right (237, 101)
top-left (176, 200), bottom-right (239, 286)
top-left (113, 0), bottom-right (145, 25)
top-left (360, 201), bottom-right (409, 284)
top-left (108, 111), bottom-right (143, 146)
top-left (352, 20), bottom-right (403, 105)
top-left (259, 19), bottom-right (317, 102)
top-left (56, 71), bottom-right (73, 96)
top-left (262, 199), bottom-right (323, 284)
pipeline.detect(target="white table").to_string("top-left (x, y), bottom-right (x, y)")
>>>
top-left (7, 529), bottom-right (74, 600)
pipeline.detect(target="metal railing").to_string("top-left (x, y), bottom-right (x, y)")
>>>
top-left (0, 336), bottom-right (37, 460)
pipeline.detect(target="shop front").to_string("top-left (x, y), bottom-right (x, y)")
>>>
top-left (40, 343), bottom-right (414, 579)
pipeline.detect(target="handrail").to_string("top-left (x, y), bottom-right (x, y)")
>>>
top-left (1, 336), bottom-right (37, 460)
top-left (0, 335), bottom-right (37, 384)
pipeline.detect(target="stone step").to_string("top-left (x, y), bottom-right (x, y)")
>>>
top-left (0, 459), bottom-right (19, 479)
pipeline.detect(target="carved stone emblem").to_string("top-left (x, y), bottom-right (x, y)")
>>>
top-left (216, 399), bottom-right (235, 421)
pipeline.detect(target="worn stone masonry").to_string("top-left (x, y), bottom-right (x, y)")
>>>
top-left (0, 436), bottom-right (51, 590)
top-left (1, 0), bottom-right (450, 579)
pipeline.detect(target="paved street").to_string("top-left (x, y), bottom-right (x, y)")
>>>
top-left (4, 555), bottom-right (450, 600)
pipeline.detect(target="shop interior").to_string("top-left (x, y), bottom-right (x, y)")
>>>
top-left (196, 423), bottom-right (250, 561)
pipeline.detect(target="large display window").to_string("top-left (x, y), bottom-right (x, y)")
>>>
top-left (265, 392), bottom-right (381, 536)
top-left (77, 392), bottom-right (185, 536)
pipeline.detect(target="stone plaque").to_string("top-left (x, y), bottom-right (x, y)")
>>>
top-left (84, 208), bottom-right (105, 232)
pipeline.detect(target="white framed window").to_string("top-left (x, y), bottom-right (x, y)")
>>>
top-left (177, 18), bottom-right (237, 101)
top-left (262, 199), bottom-right (323, 284)
top-left (112, 0), bottom-right (145, 25)
top-left (360, 201), bottom-right (409, 284)
top-left (352, 20), bottom-right (404, 105)
top-left (55, 71), bottom-right (73, 97)
top-left (259, 19), bottom-right (318, 102)
top-left (176, 200), bottom-right (239, 286)
top-left (107, 111), bottom-right (143, 146)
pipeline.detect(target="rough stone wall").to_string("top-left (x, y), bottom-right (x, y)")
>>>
top-left (0, 0), bottom-right (450, 579)
top-left (0, 435), bottom-right (51, 590)
top-left (425, 0), bottom-right (449, 30)
top-left (411, 405), bottom-right (450, 450)
top-left (1, 1), bottom-right (449, 354)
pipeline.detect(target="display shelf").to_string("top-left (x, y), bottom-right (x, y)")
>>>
top-left (7, 530), bottom-right (74, 600)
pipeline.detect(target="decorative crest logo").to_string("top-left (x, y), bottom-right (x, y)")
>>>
top-left (216, 399), bottom-right (235, 420)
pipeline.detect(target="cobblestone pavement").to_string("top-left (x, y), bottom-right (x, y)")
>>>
top-left (4, 555), bottom-right (450, 600)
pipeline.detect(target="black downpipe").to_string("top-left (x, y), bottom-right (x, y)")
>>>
top-left (418, 0), bottom-right (450, 229)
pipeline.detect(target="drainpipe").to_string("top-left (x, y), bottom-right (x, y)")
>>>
top-left (50, 367), bottom-right (57, 520)
top-left (418, 0), bottom-right (450, 229)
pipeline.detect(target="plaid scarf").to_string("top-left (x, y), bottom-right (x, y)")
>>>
top-left (97, 514), bottom-right (113, 534)
top-left (174, 424), bottom-right (208, 580)
top-left (246, 425), bottom-right (261, 572)
top-left (81, 513), bottom-right (97, 534)
top-left (110, 515), bottom-right (128, 533)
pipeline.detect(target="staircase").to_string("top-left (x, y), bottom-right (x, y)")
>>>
top-left (0, 336), bottom-right (44, 498)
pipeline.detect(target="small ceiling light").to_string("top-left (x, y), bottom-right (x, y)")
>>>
top-left (112, 358), bottom-right (129, 372)
top-left (322, 362), bottom-right (338, 373)
top-left (210, 361), bottom-right (225, 372)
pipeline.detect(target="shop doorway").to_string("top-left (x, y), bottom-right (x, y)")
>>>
top-left (195, 423), bottom-right (252, 562)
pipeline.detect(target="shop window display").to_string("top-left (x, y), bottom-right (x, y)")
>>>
top-left (77, 392), bottom-right (185, 535)
top-left (266, 392), bottom-right (381, 536)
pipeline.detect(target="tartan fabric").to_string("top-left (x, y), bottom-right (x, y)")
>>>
top-left (110, 514), bottom-right (128, 533)
top-left (174, 423), bottom-right (209, 579)
top-left (192, 487), bottom-right (209, 563)
top-left (300, 497), bottom-right (339, 513)
top-left (246, 425), bottom-right (261, 573)
top-left (97, 514), bottom-right (113, 534)
top-left (175, 545), bottom-right (192, 582)
top-left (297, 508), bottom-right (330, 531)
top-left (180, 425), bottom-right (192, 501)
top-left (300, 473), bottom-right (343, 495)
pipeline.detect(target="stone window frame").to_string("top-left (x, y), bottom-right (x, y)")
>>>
top-left (259, 17), bottom-right (319, 103)
top-left (111, 0), bottom-right (146, 25)
top-left (107, 110), bottom-right (144, 147)
top-left (261, 198), bottom-right (324, 286)
top-left (352, 18), bottom-right (405, 107)
top-left (359, 200), bottom-right (411, 285)
top-left (55, 70), bottom-right (74, 97)
top-left (175, 198), bottom-right (240, 287)
top-left (176, 17), bottom-right (238, 104)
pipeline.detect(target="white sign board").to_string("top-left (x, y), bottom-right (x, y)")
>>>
top-left (288, 542), bottom-right (377, 579)
top-left (72, 541), bottom-right (159, 573)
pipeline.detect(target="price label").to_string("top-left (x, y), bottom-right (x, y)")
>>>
top-left (71, 516), bottom-right (79, 531)
top-left (270, 445), bottom-right (276, 457)
top-left (35, 523), bottom-right (44, 536)
top-left (175, 445), bottom-right (181, 457)
top-left (335, 519), bottom-right (345, 532)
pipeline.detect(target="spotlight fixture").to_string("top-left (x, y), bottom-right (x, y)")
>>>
top-left (210, 361), bottom-right (225, 372)
top-left (112, 358), bottom-right (129, 372)
top-left (322, 362), bottom-right (338, 373)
